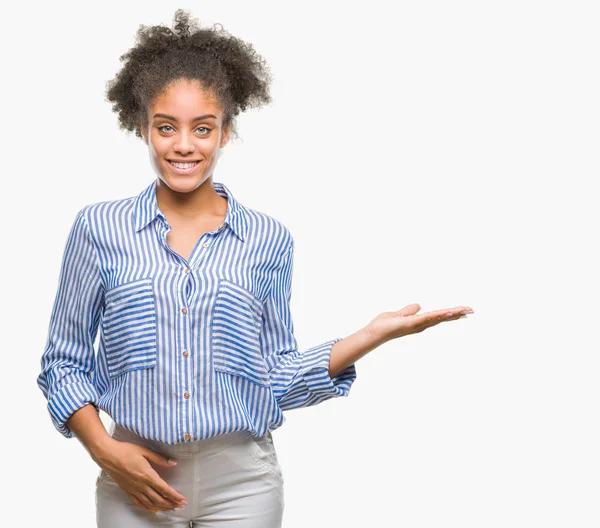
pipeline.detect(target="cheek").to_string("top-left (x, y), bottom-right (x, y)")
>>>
top-left (206, 140), bottom-right (223, 158)
top-left (149, 136), bottom-right (168, 156)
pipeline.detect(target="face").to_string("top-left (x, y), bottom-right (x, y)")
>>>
top-left (141, 79), bottom-right (230, 194)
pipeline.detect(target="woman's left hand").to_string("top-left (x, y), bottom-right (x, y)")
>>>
top-left (368, 303), bottom-right (474, 343)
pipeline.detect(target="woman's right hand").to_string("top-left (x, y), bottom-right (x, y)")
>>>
top-left (93, 438), bottom-right (188, 512)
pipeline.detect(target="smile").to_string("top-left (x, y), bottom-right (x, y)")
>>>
top-left (167, 160), bottom-right (202, 174)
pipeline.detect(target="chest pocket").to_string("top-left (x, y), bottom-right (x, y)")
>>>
top-left (211, 279), bottom-right (270, 387)
top-left (102, 277), bottom-right (157, 379)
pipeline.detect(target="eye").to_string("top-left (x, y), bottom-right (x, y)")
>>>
top-left (157, 125), bottom-right (211, 135)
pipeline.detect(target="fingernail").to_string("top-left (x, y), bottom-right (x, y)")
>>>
top-left (168, 459), bottom-right (178, 466)
top-left (445, 312), bottom-right (454, 317)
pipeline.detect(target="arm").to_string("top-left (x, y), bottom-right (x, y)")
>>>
top-left (65, 404), bottom-right (115, 461)
top-left (330, 304), bottom-right (476, 377)
top-left (261, 239), bottom-right (357, 410)
top-left (36, 208), bottom-right (106, 440)
top-left (327, 325), bottom-right (386, 378)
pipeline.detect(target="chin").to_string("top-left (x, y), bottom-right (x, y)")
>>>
top-left (158, 172), bottom-right (209, 193)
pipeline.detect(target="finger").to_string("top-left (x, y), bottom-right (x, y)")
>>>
top-left (414, 308), bottom-right (448, 320)
top-left (437, 307), bottom-right (467, 318)
top-left (127, 493), bottom-right (146, 509)
top-left (422, 310), bottom-right (468, 329)
top-left (140, 464), bottom-right (187, 504)
top-left (395, 303), bottom-right (421, 317)
top-left (128, 493), bottom-right (156, 513)
top-left (151, 476), bottom-right (188, 505)
top-left (427, 307), bottom-right (473, 320)
top-left (442, 313), bottom-right (468, 322)
top-left (144, 484), bottom-right (185, 510)
top-left (130, 490), bottom-right (155, 511)
top-left (413, 310), bottom-right (452, 326)
top-left (141, 446), bottom-right (179, 469)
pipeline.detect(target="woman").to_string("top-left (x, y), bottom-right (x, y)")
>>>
top-left (36, 9), bottom-right (473, 527)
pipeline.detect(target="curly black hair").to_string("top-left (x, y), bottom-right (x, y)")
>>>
top-left (105, 9), bottom-right (273, 141)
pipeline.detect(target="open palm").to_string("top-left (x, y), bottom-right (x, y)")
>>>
top-left (369, 303), bottom-right (474, 342)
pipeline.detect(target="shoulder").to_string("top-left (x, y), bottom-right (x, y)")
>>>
top-left (242, 204), bottom-right (294, 253)
top-left (74, 193), bottom-right (137, 238)
top-left (78, 194), bottom-right (136, 221)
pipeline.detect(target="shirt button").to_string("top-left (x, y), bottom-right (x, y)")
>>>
top-left (184, 392), bottom-right (190, 399)
top-left (184, 268), bottom-right (190, 274)
top-left (181, 307), bottom-right (188, 315)
top-left (183, 350), bottom-right (189, 358)
top-left (184, 433), bottom-right (191, 441)
top-left (203, 242), bottom-right (210, 248)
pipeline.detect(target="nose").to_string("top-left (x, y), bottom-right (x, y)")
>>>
top-left (173, 131), bottom-right (195, 155)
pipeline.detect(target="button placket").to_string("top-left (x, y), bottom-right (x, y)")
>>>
top-left (189, 229), bottom-right (222, 268)
top-left (178, 265), bottom-right (194, 445)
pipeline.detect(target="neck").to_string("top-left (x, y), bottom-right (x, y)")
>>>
top-left (155, 177), bottom-right (227, 221)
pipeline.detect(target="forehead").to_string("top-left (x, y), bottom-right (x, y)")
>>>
top-left (149, 80), bottom-right (223, 118)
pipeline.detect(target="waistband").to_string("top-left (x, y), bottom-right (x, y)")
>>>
top-left (110, 423), bottom-right (263, 459)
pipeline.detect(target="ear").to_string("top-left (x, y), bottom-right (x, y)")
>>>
top-left (220, 122), bottom-right (231, 148)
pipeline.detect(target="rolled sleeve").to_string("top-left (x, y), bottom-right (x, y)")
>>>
top-left (261, 238), bottom-right (357, 410)
top-left (47, 382), bottom-right (100, 438)
top-left (300, 338), bottom-right (357, 401)
top-left (36, 208), bottom-right (104, 439)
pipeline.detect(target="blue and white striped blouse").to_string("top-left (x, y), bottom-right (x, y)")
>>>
top-left (36, 179), bottom-right (357, 444)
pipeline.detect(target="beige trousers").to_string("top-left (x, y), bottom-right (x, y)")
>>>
top-left (95, 423), bottom-right (284, 527)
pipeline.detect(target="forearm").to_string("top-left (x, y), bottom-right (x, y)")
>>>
top-left (328, 324), bottom-right (386, 378)
top-left (66, 404), bottom-right (115, 463)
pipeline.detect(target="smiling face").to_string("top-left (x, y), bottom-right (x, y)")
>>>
top-left (141, 79), bottom-right (230, 194)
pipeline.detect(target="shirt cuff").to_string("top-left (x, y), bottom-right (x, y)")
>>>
top-left (301, 338), bottom-right (357, 398)
top-left (47, 382), bottom-right (100, 439)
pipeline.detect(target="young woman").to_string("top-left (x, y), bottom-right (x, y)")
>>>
top-left (36, 9), bottom-right (474, 527)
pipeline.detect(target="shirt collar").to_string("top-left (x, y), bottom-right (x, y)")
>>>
top-left (132, 179), bottom-right (248, 242)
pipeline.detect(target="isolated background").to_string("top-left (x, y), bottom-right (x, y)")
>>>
top-left (3, 1), bottom-right (598, 526)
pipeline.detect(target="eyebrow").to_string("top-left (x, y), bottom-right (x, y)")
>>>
top-left (152, 113), bottom-right (218, 122)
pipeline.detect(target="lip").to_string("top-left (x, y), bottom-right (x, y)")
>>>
top-left (166, 160), bottom-right (202, 175)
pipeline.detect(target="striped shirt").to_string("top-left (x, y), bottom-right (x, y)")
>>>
top-left (36, 179), bottom-right (357, 444)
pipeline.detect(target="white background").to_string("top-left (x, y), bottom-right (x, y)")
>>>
top-left (3, 1), bottom-right (599, 526)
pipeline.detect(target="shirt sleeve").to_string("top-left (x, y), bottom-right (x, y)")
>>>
top-left (260, 238), bottom-right (357, 410)
top-left (36, 208), bottom-right (104, 439)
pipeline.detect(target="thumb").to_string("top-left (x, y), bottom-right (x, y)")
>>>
top-left (396, 303), bottom-right (421, 317)
top-left (140, 446), bottom-right (178, 468)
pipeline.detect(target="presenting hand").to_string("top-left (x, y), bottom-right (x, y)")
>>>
top-left (94, 439), bottom-right (188, 513)
top-left (369, 303), bottom-right (474, 343)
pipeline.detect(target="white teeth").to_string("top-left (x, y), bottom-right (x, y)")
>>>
top-left (170, 161), bottom-right (198, 169)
